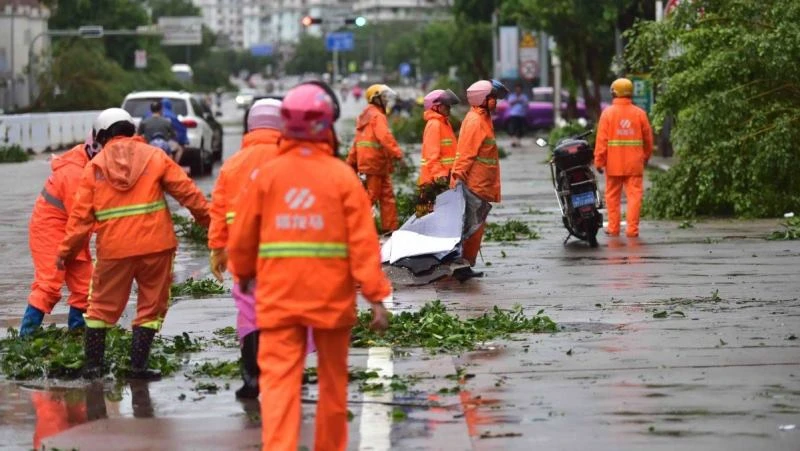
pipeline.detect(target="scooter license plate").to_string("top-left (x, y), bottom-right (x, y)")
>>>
top-left (571, 192), bottom-right (595, 208)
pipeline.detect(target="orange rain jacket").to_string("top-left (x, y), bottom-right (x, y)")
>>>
top-left (451, 107), bottom-right (501, 202)
top-left (594, 97), bottom-right (654, 176)
top-left (208, 128), bottom-right (282, 251)
top-left (30, 144), bottom-right (91, 262)
top-left (346, 104), bottom-right (403, 175)
top-left (419, 110), bottom-right (457, 186)
top-left (58, 136), bottom-right (210, 261)
top-left (228, 138), bottom-right (392, 330)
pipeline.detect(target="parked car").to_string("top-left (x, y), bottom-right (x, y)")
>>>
top-left (192, 94), bottom-right (224, 162)
top-left (493, 87), bottom-right (608, 132)
top-left (121, 91), bottom-right (214, 176)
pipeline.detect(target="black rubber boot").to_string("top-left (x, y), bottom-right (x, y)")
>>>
top-left (130, 380), bottom-right (154, 418)
top-left (453, 267), bottom-right (484, 282)
top-left (83, 328), bottom-right (107, 379)
top-left (235, 331), bottom-right (260, 399)
top-left (127, 326), bottom-right (162, 381)
top-left (85, 381), bottom-right (108, 421)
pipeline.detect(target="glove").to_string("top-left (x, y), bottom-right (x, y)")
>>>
top-left (209, 248), bottom-right (228, 282)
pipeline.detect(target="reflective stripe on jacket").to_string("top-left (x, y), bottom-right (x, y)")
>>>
top-left (208, 128), bottom-right (282, 251)
top-left (346, 104), bottom-right (404, 175)
top-left (594, 97), bottom-right (654, 176)
top-left (228, 138), bottom-right (392, 330)
top-left (58, 136), bottom-right (210, 260)
top-left (451, 107), bottom-right (501, 202)
top-left (419, 110), bottom-right (457, 186)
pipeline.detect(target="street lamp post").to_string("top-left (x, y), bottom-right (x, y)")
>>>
top-left (27, 26), bottom-right (161, 106)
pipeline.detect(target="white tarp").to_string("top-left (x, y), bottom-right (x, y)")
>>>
top-left (381, 186), bottom-right (466, 264)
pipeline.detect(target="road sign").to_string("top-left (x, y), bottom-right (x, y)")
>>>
top-left (158, 16), bottom-right (203, 46)
top-left (519, 31), bottom-right (539, 81)
top-left (630, 74), bottom-right (654, 115)
top-left (134, 49), bottom-right (147, 69)
top-left (399, 62), bottom-right (411, 77)
top-left (250, 44), bottom-right (273, 57)
top-left (325, 32), bottom-right (354, 52)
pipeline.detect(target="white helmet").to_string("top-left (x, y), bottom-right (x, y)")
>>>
top-left (247, 98), bottom-right (282, 131)
top-left (92, 108), bottom-right (135, 146)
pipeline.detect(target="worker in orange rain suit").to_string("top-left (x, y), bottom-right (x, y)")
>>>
top-left (228, 81), bottom-right (391, 451)
top-left (450, 79), bottom-right (509, 281)
top-left (594, 77), bottom-right (653, 238)
top-left (416, 89), bottom-right (461, 216)
top-left (57, 108), bottom-right (210, 381)
top-left (20, 133), bottom-right (104, 337)
top-left (209, 97), bottom-right (317, 399)
top-left (346, 83), bottom-right (404, 233)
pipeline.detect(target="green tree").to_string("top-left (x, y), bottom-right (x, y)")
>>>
top-left (502, 0), bottom-right (652, 119)
top-left (147, 0), bottom-right (217, 65)
top-left (626, 0), bottom-right (800, 217)
top-left (285, 35), bottom-right (328, 75)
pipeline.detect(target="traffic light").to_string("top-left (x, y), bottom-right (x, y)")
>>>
top-left (345, 16), bottom-right (367, 27)
top-left (301, 16), bottom-right (322, 27)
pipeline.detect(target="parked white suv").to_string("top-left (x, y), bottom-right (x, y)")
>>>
top-left (121, 91), bottom-right (214, 176)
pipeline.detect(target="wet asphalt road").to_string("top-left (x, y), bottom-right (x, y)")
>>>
top-left (2, 97), bottom-right (800, 450)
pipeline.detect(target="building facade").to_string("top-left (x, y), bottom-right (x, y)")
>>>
top-left (0, 0), bottom-right (49, 111)
top-left (353, 0), bottom-right (452, 22)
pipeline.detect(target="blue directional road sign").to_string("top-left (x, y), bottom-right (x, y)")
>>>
top-left (399, 62), bottom-right (412, 77)
top-left (325, 32), bottom-right (354, 52)
top-left (250, 44), bottom-right (273, 57)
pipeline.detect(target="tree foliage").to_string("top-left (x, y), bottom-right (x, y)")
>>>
top-left (502, 0), bottom-right (653, 120)
top-left (285, 34), bottom-right (328, 75)
top-left (626, 0), bottom-right (800, 217)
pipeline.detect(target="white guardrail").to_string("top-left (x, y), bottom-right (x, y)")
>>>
top-left (0, 111), bottom-right (102, 153)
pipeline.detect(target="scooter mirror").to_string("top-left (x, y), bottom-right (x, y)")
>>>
top-left (535, 138), bottom-right (548, 147)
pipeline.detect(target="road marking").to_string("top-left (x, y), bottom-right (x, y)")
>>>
top-left (358, 297), bottom-right (394, 451)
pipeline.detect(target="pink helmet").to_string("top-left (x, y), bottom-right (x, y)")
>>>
top-left (280, 84), bottom-right (335, 142)
top-left (466, 80), bottom-right (493, 107)
top-left (247, 98), bottom-right (282, 131)
top-left (423, 89), bottom-right (461, 110)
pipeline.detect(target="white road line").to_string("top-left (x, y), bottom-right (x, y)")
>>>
top-left (358, 297), bottom-right (395, 451)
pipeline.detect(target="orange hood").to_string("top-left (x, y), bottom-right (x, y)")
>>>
top-left (51, 144), bottom-right (89, 172)
top-left (423, 109), bottom-right (449, 124)
top-left (356, 104), bottom-right (384, 131)
top-left (94, 136), bottom-right (157, 192)
top-left (241, 128), bottom-right (281, 148)
top-left (279, 138), bottom-right (335, 157)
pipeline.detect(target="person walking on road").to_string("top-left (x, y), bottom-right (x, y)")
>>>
top-left (346, 84), bottom-right (405, 234)
top-left (507, 84), bottom-right (529, 147)
top-left (416, 89), bottom-right (460, 216)
top-left (594, 77), bottom-right (653, 238)
top-left (57, 108), bottom-right (210, 381)
top-left (19, 127), bottom-right (105, 336)
top-left (228, 81), bottom-right (391, 451)
top-left (450, 79), bottom-right (509, 281)
top-left (208, 98), bottom-right (315, 399)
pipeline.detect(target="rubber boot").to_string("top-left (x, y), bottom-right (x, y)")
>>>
top-left (19, 304), bottom-right (45, 337)
top-left (452, 267), bottom-right (484, 282)
top-left (235, 331), bottom-right (259, 399)
top-left (83, 328), bottom-right (107, 379)
top-left (127, 326), bottom-right (162, 381)
top-left (68, 307), bottom-right (86, 330)
top-left (85, 381), bottom-right (108, 421)
top-left (129, 380), bottom-right (154, 418)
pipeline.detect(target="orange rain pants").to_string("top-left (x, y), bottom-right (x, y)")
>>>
top-left (31, 391), bottom-right (87, 450)
top-left (462, 223), bottom-right (485, 266)
top-left (86, 249), bottom-right (174, 329)
top-left (259, 326), bottom-right (351, 451)
top-left (365, 175), bottom-right (398, 233)
top-left (28, 241), bottom-right (91, 313)
top-left (605, 175), bottom-right (643, 237)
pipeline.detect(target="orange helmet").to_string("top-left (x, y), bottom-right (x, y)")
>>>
top-left (611, 78), bottom-right (634, 98)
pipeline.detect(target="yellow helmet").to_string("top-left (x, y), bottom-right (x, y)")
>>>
top-left (611, 78), bottom-right (634, 98)
top-left (365, 84), bottom-right (396, 104)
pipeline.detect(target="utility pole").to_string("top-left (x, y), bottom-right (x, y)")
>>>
top-left (491, 9), bottom-right (498, 79)
top-left (551, 39), bottom-right (562, 126)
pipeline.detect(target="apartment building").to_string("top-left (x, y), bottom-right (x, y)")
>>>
top-left (353, 0), bottom-right (452, 22)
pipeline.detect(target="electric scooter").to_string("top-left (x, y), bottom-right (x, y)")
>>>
top-left (537, 130), bottom-right (603, 247)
